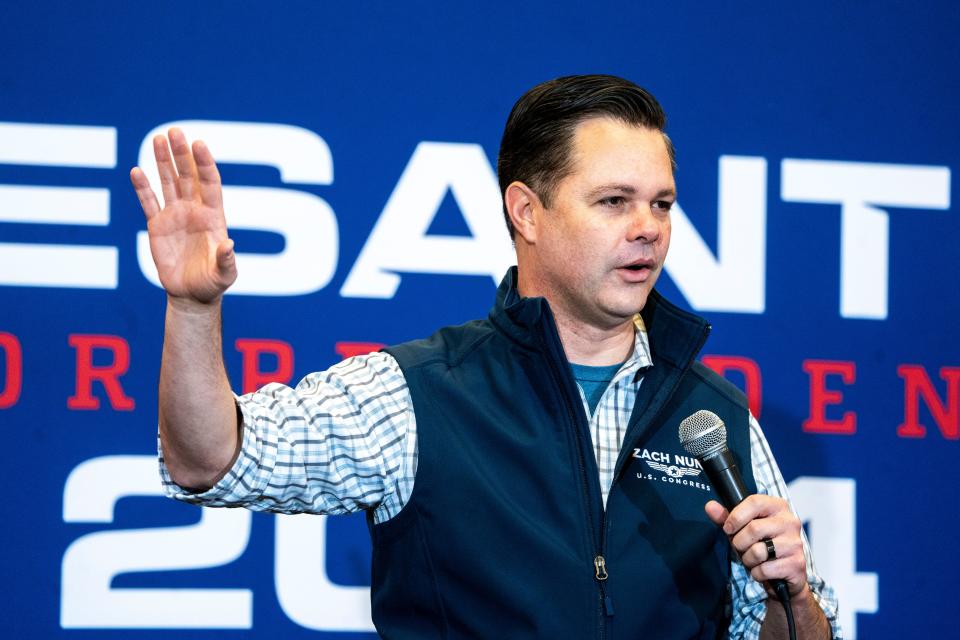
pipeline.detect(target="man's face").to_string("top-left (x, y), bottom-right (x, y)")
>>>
top-left (528, 117), bottom-right (675, 329)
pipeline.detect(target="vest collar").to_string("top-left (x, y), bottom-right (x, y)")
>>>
top-left (489, 267), bottom-right (711, 370)
top-left (640, 286), bottom-right (712, 369)
top-left (488, 266), bottom-right (553, 347)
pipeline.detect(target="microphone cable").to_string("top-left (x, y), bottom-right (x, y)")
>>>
top-left (773, 580), bottom-right (797, 640)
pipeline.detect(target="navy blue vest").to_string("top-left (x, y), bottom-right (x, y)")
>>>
top-left (375, 269), bottom-right (756, 639)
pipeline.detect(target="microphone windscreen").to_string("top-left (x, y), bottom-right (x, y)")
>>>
top-left (679, 410), bottom-right (727, 458)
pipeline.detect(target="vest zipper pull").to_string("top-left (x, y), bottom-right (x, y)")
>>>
top-left (594, 555), bottom-right (608, 581)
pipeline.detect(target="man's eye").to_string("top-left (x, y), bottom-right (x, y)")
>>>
top-left (599, 196), bottom-right (626, 207)
top-left (653, 200), bottom-right (674, 211)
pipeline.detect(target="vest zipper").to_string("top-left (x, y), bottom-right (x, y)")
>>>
top-left (534, 298), bottom-right (712, 639)
top-left (538, 317), bottom-right (610, 640)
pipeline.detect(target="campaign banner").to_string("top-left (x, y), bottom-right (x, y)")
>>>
top-left (1, 2), bottom-right (957, 638)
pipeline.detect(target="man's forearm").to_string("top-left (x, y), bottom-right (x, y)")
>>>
top-left (760, 587), bottom-right (832, 640)
top-left (158, 297), bottom-right (241, 490)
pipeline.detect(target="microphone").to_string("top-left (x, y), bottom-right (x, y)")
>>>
top-left (678, 410), bottom-right (792, 607)
top-left (678, 410), bottom-right (748, 509)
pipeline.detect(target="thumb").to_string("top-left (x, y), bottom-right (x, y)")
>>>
top-left (704, 500), bottom-right (729, 527)
top-left (215, 239), bottom-right (237, 279)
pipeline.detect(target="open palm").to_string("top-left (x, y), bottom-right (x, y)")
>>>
top-left (130, 128), bottom-right (237, 304)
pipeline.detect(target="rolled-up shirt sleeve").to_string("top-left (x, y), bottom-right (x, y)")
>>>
top-left (159, 351), bottom-right (417, 524)
top-left (727, 414), bottom-right (843, 640)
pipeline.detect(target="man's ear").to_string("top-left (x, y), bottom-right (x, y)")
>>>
top-left (504, 181), bottom-right (542, 244)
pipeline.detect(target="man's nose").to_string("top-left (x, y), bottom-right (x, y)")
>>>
top-left (627, 205), bottom-right (661, 243)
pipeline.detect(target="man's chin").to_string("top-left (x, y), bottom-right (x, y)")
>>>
top-left (619, 277), bottom-right (658, 313)
top-left (599, 294), bottom-right (651, 323)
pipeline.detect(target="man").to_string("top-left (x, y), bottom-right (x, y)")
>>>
top-left (131, 75), bottom-right (841, 639)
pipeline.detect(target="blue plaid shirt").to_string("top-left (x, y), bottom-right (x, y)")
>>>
top-left (162, 319), bottom-right (841, 639)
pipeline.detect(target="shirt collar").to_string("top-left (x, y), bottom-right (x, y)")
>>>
top-left (617, 314), bottom-right (653, 386)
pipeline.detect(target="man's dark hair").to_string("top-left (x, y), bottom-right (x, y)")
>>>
top-left (497, 74), bottom-right (676, 238)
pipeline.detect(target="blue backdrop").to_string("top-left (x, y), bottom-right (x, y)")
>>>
top-left (1, 2), bottom-right (958, 638)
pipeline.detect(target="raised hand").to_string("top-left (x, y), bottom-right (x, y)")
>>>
top-left (130, 128), bottom-right (237, 306)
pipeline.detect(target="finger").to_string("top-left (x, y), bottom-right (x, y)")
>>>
top-left (749, 554), bottom-right (807, 589)
top-left (722, 494), bottom-right (785, 535)
top-left (730, 510), bottom-right (798, 553)
top-left (730, 518), bottom-right (783, 555)
top-left (130, 167), bottom-right (162, 220)
top-left (743, 536), bottom-right (803, 569)
top-left (704, 500), bottom-right (729, 526)
top-left (153, 134), bottom-right (180, 205)
top-left (168, 127), bottom-right (199, 200)
top-left (193, 140), bottom-right (223, 209)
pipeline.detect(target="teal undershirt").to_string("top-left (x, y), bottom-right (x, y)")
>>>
top-left (569, 362), bottom-right (624, 416)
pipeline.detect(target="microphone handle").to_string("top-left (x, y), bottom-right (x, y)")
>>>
top-left (701, 448), bottom-right (790, 601)
top-left (701, 449), bottom-right (749, 508)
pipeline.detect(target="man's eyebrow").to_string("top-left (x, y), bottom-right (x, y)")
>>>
top-left (584, 184), bottom-right (677, 199)
top-left (584, 184), bottom-right (637, 198)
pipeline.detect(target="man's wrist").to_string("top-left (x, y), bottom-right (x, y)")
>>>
top-left (760, 582), bottom-right (833, 640)
top-left (166, 293), bottom-right (223, 316)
